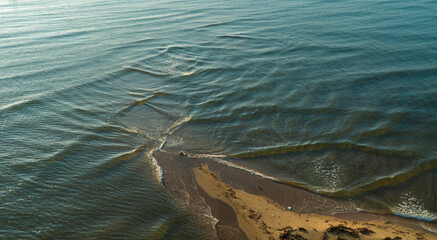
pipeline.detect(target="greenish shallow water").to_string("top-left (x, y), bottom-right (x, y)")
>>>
top-left (1, 0), bottom-right (436, 238)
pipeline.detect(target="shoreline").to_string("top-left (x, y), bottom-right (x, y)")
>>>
top-left (153, 150), bottom-right (437, 239)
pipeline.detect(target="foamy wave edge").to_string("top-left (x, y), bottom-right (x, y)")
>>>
top-left (211, 158), bottom-right (279, 181)
top-left (148, 116), bottom-right (192, 184)
top-left (182, 152), bottom-right (278, 182)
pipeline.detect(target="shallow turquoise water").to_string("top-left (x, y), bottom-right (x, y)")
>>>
top-left (1, 0), bottom-right (436, 238)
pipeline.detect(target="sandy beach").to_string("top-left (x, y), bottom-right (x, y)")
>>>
top-left (194, 164), bottom-right (435, 240)
top-left (154, 151), bottom-right (437, 240)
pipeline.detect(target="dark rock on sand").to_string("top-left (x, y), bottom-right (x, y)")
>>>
top-left (279, 227), bottom-right (308, 240)
top-left (247, 209), bottom-right (262, 220)
top-left (358, 227), bottom-right (375, 235)
top-left (325, 224), bottom-right (359, 238)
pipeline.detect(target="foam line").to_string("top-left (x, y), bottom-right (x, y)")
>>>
top-left (149, 116), bottom-right (192, 183)
top-left (148, 149), bottom-right (164, 183)
top-left (211, 158), bottom-right (278, 181)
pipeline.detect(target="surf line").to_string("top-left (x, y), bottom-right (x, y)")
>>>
top-left (148, 115), bottom-right (279, 185)
top-left (148, 116), bottom-right (192, 183)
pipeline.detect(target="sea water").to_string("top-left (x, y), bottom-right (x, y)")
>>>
top-left (1, 0), bottom-right (436, 238)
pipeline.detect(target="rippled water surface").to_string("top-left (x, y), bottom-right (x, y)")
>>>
top-left (1, 0), bottom-right (436, 238)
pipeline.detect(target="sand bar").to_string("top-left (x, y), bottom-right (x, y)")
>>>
top-left (153, 151), bottom-right (437, 240)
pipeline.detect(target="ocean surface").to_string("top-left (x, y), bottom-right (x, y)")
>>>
top-left (1, 0), bottom-right (436, 238)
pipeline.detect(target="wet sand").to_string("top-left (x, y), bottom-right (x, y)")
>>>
top-left (153, 151), bottom-right (437, 240)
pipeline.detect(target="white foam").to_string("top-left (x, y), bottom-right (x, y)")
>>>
top-left (148, 116), bottom-right (192, 184)
top-left (123, 127), bottom-right (145, 135)
top-left (187, 153), bottom-right (228, 159)
top-left (167, 116), bottom-right (192, 135)
top-left (420, 222), bottom-right (437, 233)
top-left (211, 158), bottom-right (278, 181)
top-left (181, 71), bottom-right (195, 76)
top-left (148, 149), bottom-right (164, 183)
top-left (0, 99), bottom-right (29, 111)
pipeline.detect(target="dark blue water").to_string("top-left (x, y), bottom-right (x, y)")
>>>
top-left (1, 0), bottom-right (436, 238)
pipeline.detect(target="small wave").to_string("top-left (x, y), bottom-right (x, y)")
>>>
top-left (78, 144), bottom-right (148, 180)
top-left (118, 92), bottom-right (165, 113)
top-left (353, 67), bottom-right (437, 85)
top-left (120, 96), bottom-right (154, 112)
top-left (110, 145), bottom-right (146, 165)
top-left (106, 38), bottom-right (153, 52)
top-left (218, 34), bottom-right (256, 40)
top-left (197, 20), bottom-right (235, 29)
top-left (159, 44), bottom-right (196, 55)
top-left (10, 140), bottom-right (81, 171)
top-left (196, 18), bottom-right (251, 30)
top-left (0, 99), bottom-right (30, 112)
top-left (122, 127), bottom-right (146, 135)
top-left (126, 67), bottom-right (169, 77)
top-left (180, 71), bottom-right (195, 76)
top-left (42, 29), bottom-right (93, 41)
top-left (128, 59), bottom-right (195, 78)
top-left (323, 158), bottom-right (437, 197)
top-left (167, 116), bottom-right (192, 135)
top-left (229, 141), bottom-right (413, 159)
top-left (92, 124), bottom-right (140, 134)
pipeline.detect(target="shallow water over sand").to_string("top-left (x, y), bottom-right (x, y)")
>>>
top-left (1, 0), bottom-right (436, 238)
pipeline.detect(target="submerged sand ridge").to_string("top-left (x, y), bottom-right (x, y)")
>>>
top-left (153, 151), bottom-right (437, 240)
